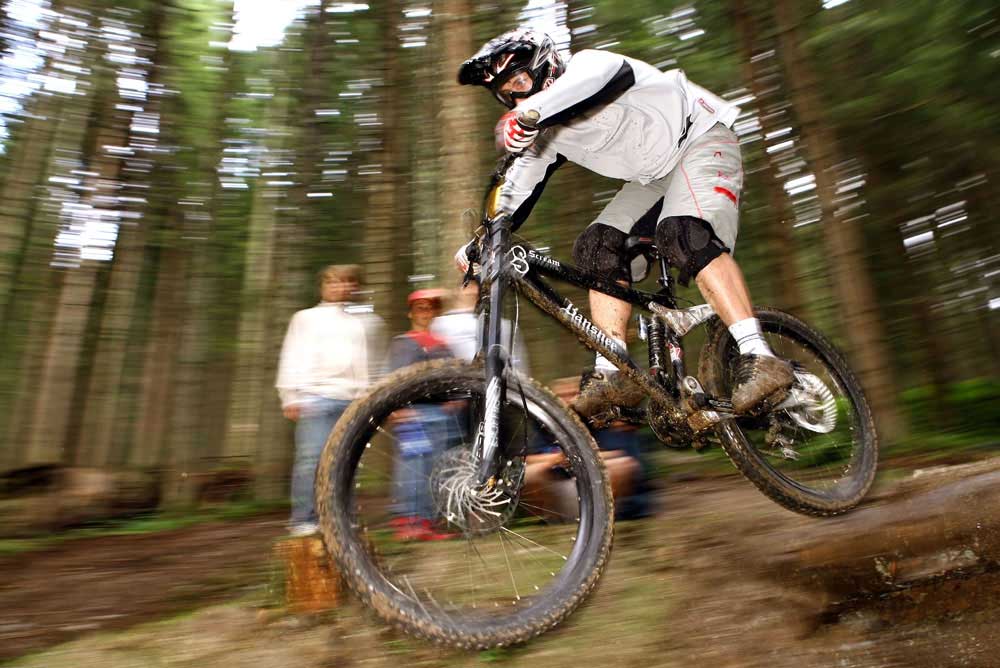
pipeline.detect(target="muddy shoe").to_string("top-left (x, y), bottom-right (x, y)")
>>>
top-left (571, 368), bottom-right (646, 419)
top-left (731, 354), bottom-right (795, 415)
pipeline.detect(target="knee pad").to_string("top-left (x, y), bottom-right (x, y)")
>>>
top-left (655, 216), bottom-right (729, 286)
top-left (572, 224), bottom-right (630, 283)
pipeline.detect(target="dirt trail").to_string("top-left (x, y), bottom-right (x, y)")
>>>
top-left (0, 514), bottom-right (286, 662)
top-left (3, 461), bottom-right (1000, 667)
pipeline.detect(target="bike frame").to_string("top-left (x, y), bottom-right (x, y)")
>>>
top-left (473, 211), bottom-right (720, 485)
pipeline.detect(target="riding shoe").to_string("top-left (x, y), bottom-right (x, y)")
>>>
top-left (571, 368), bottom-right (646, 419)
top-left (731, 354), bottom-right (795, 415)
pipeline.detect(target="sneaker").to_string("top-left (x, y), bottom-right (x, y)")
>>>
top-left (391, 517), bottom-right (456, 541)
top-left (289, 521), bottom-right (319, 537)
top-left (390, 516), bottom-right (423, 541)
top-left (730, 354), bottom-right (795, 415)
top-left (571, 368), bottom-right (646, 419)
top-left (415, 518), bottom-right (456, 542)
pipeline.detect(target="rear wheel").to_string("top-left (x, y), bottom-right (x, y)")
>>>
top-left (699, 307), bottom-right (878, 516)
top-left (316, 360), bottom-right (614, 649)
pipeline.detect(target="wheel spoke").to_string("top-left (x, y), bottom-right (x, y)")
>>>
top-left (319, 363), bottom-right (611, 636)
top-left (711, 310), bottom-right (876, 513)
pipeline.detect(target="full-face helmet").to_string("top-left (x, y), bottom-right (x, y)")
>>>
top-left (457, 28), bottom-right (566, 108)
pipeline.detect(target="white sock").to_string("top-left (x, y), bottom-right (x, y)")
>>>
top-left (728, 318), bottom-right (774, 357)
top-left (595, 337), bottom-right (626, 372)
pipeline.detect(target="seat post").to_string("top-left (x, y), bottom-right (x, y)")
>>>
top-left (658, 256), bottom-right (674, 292)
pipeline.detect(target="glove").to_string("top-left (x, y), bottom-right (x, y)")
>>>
top-left (454, 240), bottom-right (480, 274)
top-left (497, 111), bottom-right (539, 154)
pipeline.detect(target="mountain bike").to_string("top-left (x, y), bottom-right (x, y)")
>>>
top-left (315, 151), bottom-right (878, 650)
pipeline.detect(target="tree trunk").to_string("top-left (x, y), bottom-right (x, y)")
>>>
top-left (435, 0), bottom-right (482, 282)
top-left (162, 34), bottom-right (240, 502)
top-left (220, 122), bottom-right (284, 467)
top-left (771, 0), bottom-right (904, 442)
top-left (0, 105), bottom-right (64, 468)
top-left (0, 96), bottom-right (60, 328)
top-left (23, 75), bottom-right (127, 465)
top-left (731, 0), bottom-right (803, 315)
top-left (365, 0), bottom-right (410, 324)
top-left (75, 1), bottom-right (171, 467)
top-left (129, 235), bottom-right (184, 469)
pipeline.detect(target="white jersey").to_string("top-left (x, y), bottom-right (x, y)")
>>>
top-left (500, 49), bottom-right (739, 228)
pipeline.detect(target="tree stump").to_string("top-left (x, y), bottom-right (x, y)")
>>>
top-left (273, 536), bottom-right (340, 614)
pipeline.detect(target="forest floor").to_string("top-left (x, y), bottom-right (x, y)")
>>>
top-left (2, 451), bottom-right (999, 668)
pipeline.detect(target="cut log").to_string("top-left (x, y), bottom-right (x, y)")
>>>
top-left (273, 536), bottom-right (340, 614)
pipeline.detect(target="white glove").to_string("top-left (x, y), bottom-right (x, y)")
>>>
top-left (454, 240), bottom-right (481, 275)
top-left (499, 111), bottom-right (539, 154)
top-left (454, 243), bottom-right (471, 273)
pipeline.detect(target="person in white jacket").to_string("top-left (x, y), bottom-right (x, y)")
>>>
top-left (456, 28), bottom-right (793, 418)
top-left (276, 264), bottom-right (384, 536)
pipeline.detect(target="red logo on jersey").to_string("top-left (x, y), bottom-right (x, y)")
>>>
top-left (698, 98), bottom-right (715, 114)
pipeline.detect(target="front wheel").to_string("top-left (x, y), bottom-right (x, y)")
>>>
top-left (699, 307), bottom-right (878, 516)
top-left (315, 360), bottom-right (614, 649)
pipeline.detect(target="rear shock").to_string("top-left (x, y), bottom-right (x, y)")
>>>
top-left (640, 313), bottom-right (670, 392)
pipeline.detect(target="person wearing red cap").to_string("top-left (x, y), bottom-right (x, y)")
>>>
top-left (386, 288), bottom-right (457, 541)
top-left (386, 289), bottom-right (451, 371)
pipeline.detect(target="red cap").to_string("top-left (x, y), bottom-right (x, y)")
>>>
top-left (407, 288), bottom-right (445, 306)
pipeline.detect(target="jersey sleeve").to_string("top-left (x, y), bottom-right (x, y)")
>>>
top-left (498, 139), bottom-right (566, 230)
top-left (526, 50), bottom-right (636, 128)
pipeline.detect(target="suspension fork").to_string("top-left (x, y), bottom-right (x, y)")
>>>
top-left (475, 216), bottom-right (513, 487)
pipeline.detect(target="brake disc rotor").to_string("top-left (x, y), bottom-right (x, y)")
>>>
top-left (777, 370), bottom-right (837, 433)
top-left (429, 448), bottom-right (524, 535)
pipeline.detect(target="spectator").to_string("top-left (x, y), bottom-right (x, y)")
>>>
top-left (431, 278), bottom-right (530, 374)
top-left (386, 289), bottom-right (451, 371)
top-left (276, 264), bottom-right (383, 537)
top-left (526, 377), bottom-right (652, 521)
top-left (386, 289), bottom-right (457, 540)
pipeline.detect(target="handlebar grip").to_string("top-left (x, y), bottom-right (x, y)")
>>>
top-left (517, 109), bottom-right (540, 128)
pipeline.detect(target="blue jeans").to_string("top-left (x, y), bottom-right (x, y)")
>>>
top-left (595, 426), bottom-right (653, 520)
top-left (291, 396), bottom-right (350, 526)
top-left (393, 404), bottom-right (456, 519)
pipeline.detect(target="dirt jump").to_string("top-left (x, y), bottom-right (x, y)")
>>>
top-left (2, 457), bottom-right (998, 667)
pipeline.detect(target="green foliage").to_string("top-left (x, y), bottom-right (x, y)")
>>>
top-left (901, 378), bottom-right (1000, 438)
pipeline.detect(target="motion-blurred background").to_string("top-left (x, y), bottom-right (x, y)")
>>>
top-left (0, 0), bottom-right (997, 505)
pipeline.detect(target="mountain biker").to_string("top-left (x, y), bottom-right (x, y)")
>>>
top-left (456, 27), bottom-right (793, 418)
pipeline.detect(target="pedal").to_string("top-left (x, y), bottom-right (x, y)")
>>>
top-left (687, 409), bottom-right (723, 434)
